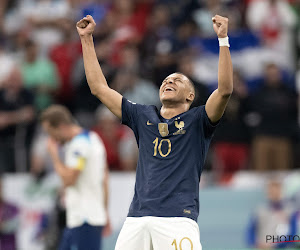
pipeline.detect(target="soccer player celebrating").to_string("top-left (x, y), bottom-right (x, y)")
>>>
top-left (77, 14), bottom-right (232, 250)
top-left (40, 105), bottom-right (110, 250)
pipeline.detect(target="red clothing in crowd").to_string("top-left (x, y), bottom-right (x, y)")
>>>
top-left (108, 1), bottom-right (153, 66)
top-left (93, 126), bottom-right (127, 171)
top-left (50, 41), bottom-right (82, 104)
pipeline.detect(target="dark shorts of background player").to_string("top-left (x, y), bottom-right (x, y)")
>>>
top-left (59, 222), bottom-right (103, 250)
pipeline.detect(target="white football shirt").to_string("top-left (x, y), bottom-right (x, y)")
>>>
top-left (63, 130), bottom-right (107, 228)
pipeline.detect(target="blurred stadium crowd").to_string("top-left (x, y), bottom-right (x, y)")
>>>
top-left (0, 0), bottom-right (300, 249)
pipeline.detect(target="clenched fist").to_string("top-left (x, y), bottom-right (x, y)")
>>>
top-left (212, 15), bottom-right (228, 38)
top-left (76, 15), bottom-right (96, 37)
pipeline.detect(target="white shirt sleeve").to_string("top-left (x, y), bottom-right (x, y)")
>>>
top-left (65, 137), bottom-right (90, 170)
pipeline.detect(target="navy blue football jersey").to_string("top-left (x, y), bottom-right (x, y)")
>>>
top-left (121, 97), bottom-right (218, 221)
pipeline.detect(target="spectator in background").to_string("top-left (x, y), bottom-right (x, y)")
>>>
top-left (93, 105), bottom-right (138, 171)
top-left (247, 0), bottom-right (296, 46)
top-left (77, 0), bottom-right (110, 25)
top-left (156, 0), bottom-right (199, 26)
top-left (292, 0), bottom-right (300, 63)
top-left (119, 43), bottom-right (140, 73)
top-left (193, 0), bottom-right (223, 37)
top-left (106, 0), bottom-right (153, 66)
top-left (246, 0), bottom-right (296, 69)
top-left (112, 68), bottom-right (160, 107)
top-left (0, 177), bottom-right (19, 250)
top-left (93, 105), bottom-right (124, 171)
top-left (250, 63), bottom-right (298, 171)
top-left (0, 0), bottom-right (8, 31)
top-left (118, 128), bottom-right (139, 171)
top-left (50, 18), bottom-right (82, 110)
top-left (173, 19), bottom-right (198, 53)
top-left (0, 65), bottom-right (35, 173)
top-left (30, 127), bottom-right (53, 179)
top-left (153, 48), bottom-right (177, 88)
top-left (21, 40), bottom-right (58, 112)
top-left (0, 51), bottom-right (15, 88)
top-left (247, 180), bottom-right (293, 249)
top-left (213, 70), bottom-right (251, 184)
top-left (20, 0), bottom-right (73, 56)
top-left (92, 36), bottom-right (116, 83)
top-left (140, 4), bottom-right (176, 83)
top-left (153, 41), bottom-right (178, 87)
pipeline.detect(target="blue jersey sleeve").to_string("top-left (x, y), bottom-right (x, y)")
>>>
top-left (121, 97), bottom-right (146, 142)
top-left (194, 106), bottom-right (219, 138)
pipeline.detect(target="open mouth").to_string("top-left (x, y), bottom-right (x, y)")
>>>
top-left (163, 87), bottom-right (176, 92)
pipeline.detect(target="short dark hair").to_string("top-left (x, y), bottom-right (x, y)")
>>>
top-left (172, 72), bottom-right (197, 106)
top-left (174, 72), bottom-right (195, 94)
top-left (40, 105), bottom-right (73, 127)
top-left (24, 39), bottom-right (36, 49)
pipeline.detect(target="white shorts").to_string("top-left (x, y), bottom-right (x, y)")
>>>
top-left (115, 216), bottom-right (202, 250)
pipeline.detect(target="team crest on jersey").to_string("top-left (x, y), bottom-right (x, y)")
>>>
top-left (158, 123), bottom-right (169, 137)
top-left (173, 120), bottom-right (186, 135)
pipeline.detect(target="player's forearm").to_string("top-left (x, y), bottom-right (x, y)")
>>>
top-left (103, 166), bottom-right (109, 212)
top-left (3, 107), bottom-right (34, 126)
top-left (217, 46), bottom-right (233, 97)
top-left (80, 35), bottom-right (109, 96)
top-left (77, 16), bottom-right (122, 119)
top-left (51, 154), bottom-right (76, 187)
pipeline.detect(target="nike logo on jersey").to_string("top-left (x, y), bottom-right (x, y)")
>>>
top-left (147, 120), bottom-right (154, 125)
top-left (183, 209), bottom-right (191, 214)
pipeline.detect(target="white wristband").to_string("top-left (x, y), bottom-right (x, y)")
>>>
top-left (218, 36), bottom-right (230, 47)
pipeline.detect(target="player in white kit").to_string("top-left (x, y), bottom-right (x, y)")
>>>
top-left (40, 105), bottom-right (110, 250)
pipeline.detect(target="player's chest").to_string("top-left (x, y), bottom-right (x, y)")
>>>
top-left (137, 113), bottom-right (198, 159)
top-left (138, 113), bottom-right (195, 138)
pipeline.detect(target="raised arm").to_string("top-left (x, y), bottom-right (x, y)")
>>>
top-left (76, 15), bottom-right (122, 119)
top-left (205, 15), bottom-right (233, 123)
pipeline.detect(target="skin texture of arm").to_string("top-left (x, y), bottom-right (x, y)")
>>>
top-left (77, 16), bottom-right (123, 119)
top-left (0, 106), bottom-right (34, 125)
top-left (205, 15), bottom-right (233, 123)
top-left (103, 164), bottom-right (109, 215)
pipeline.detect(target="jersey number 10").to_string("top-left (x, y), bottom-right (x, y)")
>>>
top-left (153, 137), bottom-right (171, 157)
top-left (172, 237), bottom-right (193, 250)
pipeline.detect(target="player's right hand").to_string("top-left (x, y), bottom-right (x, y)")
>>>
top-left (76, 15), bottom-right (96, 37)
top-left (212, 15), bottom-right (228, 38)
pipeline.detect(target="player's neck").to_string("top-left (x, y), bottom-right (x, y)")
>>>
top-left (69, 125), bottom-right (83, 140)
top-left (160, 104), bottom-right (189, 120)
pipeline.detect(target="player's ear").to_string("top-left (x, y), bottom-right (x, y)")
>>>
top-left (186, 92), bottom-right (195, 104)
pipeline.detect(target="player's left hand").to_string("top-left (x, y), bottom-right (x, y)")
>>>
top-left (47, 137), bottom-right (59, 158)
top-left (212, 15), bottom-right (229, 38)
top-left (102, 217), bottom-right (112, 237)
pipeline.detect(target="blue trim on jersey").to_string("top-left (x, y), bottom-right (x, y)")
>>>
top-left (74, 130), bottom-right (90, 143)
